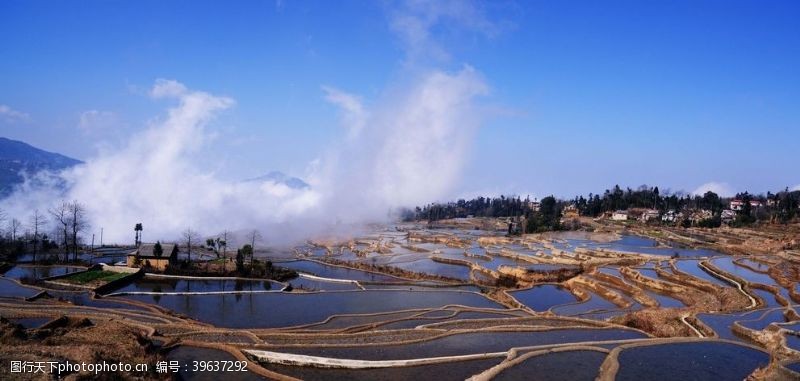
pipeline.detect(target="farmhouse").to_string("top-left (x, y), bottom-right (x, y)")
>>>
top-left (611, 210), bottom-right (628, 221)
top-left (639, 209), bottom-right (660, 222)
top-left (127, 243), bottom-right (178, 271)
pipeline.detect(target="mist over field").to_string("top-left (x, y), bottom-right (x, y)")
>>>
top-left (0, 1), bottom-right (492, 245)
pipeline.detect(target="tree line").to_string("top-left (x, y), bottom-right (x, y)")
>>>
top-left (408, 185), bottom-right (800, 228)
top-left (0, 200), bottom-right (89, 263)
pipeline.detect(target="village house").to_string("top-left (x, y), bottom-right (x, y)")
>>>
top-left (689, 209), bottom-right (713, 223)
top-left (563, 204), bottom-right (579, 219)
top-left (611, 210), bottom-right (628, 221)
top-left (127, 243), bottom-right (179, 271)
top-left (639, 209), bottom-right (660, 222)
top-left (730, 199), bottom-right (763, 211)
top-left (661, 210), bottom-right (682, 223)
top-left (721, 209), bottom-right (736, 223)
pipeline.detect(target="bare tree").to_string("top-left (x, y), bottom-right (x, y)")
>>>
top-left (219, 230), bottom-right (232, 259)
top-left (182, 228), bottom-right (199, 263)
top-left (9, 218), bottom-right (21, 241)
top-left (29, 210), bottom-right (47, 263)
top-left (0, 208), bottom-right (6, 237)
top-left (68, 201), bottom-right (88, 262)
top-left (49, 201), bottom-right (70, 262)
top-left (248, 230), bottom-right (262, 273)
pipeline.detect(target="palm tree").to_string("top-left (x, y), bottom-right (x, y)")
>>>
top-left (134, 223), bottom-right (143, 247)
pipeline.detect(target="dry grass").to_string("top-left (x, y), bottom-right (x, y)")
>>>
top-left (0, 317), bottom-right (166, 380)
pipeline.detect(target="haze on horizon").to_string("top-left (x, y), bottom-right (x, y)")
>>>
top-left (1, 0), bottom-right (799, 243)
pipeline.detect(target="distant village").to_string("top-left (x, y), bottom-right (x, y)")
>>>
top-left (411, 186), bottom-right (800, 233)
top-left (570, 197), bottom-right (773, 225)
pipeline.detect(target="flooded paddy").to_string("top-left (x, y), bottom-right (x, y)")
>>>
top-left (361, 283), bottom-right (480, 292)
top-left (494, 350), bottom-right (606, 381)
top-left (509, 285), bottom-right (578, 311)
top-left (289, 277), bottom-right (361, 291)
top-left (784, 332), bottom-right (800, 351)
top-left (752, 289), bottom-right (780, 307)
top-left (644, 290), bottom-right (684, 308)
top-left (480, 255), bottom-right (533, 271)
top-left (709, 257), bottom-right (777, 286)
top-left (554, 234), bottom-right (724, 258)
top-left (738, 309), bottom-right (786, 331)
top-left (1, 265), bottom-right (86, 281)
top-left (696, 309), bottom-right (766, 341)
top-left (118, 290), bottom-right (502, 328)
top-left (551, 292), bottom-right (618, 316)
top-left (615, 342), bottom-right (769, 381)
top-left (276, 329), bottom-right (645, 360)
top-left (0, 277), bottom-right (41, 298)
top-left (389, 258), bottom-right (471, 280)
top-left (277, 260), bottom-right (401, 282)
top-left (673, 260), bottom-right (729, 286)
top-left (636, 268), bottom-right (661, 279)
top-left (6, 221), bottom-right (798, 380)
top-left (110, 275), bottom-right (282, 294)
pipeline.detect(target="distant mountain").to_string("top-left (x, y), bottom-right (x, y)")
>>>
top-left (244, 171), bottom-right (309, 189)
top-left (0, 137), bottom-right (83, 197)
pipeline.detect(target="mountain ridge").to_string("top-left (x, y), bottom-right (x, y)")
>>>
top-left (0, 137), bottom-right (83, 197)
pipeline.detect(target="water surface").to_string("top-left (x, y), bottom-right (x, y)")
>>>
top-left (279, 329), bottom-right (645, 360)
top-left (616, 342), bottom-right (769, 381)
top-left (674, 260), bottom-right (729, 287)
top-left (495, 350), bottom-right (605, 381)
top-left (0, 277), bottom-right (40, 298)
top-left (2, 265), bottom-right (86, 281)
top-left (710, 257), bottom-right (776, 286)
top-left (509, 285), bottom-right (578, 311)
top-left (120, 290), bottom-right (502, 328)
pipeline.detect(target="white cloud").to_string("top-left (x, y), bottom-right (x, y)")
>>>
top-left (314, 65), bottom-right (489, 218)
top-left (0, 104), bottom-right (30, 123)
top-left (78, 110), bottom-right (117, 133)
top-left (149, 79), bottom-right (188, 99)
top-left (389, 0), bottom-right (501, 63)
top-left (692, 182), bottom-right (735, 197)
top-left (322, 86), bottom-right (367, 140)
top-left (792, 184), bottom-right (800, 192)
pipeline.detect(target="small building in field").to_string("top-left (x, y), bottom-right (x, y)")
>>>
top-left (127, 243), bottom-right (178, 271)
top-left (662, 210), bottom-right (685, 223)
top-left (611, 211), bottom-right (628, 221)
top-left (639, 209), bottom-right (660, 222)
top-left (730, 199), bottom-right (763, 211)
top-left (689, 209), bottom-right (714, 223)
top-left (563, 204), bottom-right (580, 218)
top-left (721, 209), bottom-right (736, 223)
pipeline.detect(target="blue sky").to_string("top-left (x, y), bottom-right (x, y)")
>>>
top-left (1, 0), bottom-right (798, 200)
